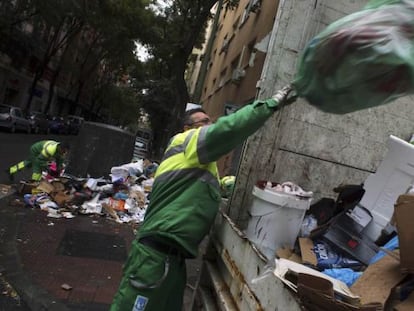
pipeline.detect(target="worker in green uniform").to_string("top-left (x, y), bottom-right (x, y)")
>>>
top-left (7, 140), bottom-right (70, 181)
top-left (110, 87), bottom-right (295, 311)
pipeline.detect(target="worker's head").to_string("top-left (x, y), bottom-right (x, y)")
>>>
top-left (58, 142), bottom-right (70, 156)
top-left (183, 108), bottom-right (211, 131)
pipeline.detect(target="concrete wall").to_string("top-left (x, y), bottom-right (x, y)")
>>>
top-left (229, 0), bottom-right (414, 227)
top-left (67, 122), bottom-right (135, 178)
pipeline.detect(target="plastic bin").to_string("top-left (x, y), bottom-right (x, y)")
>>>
top-left (245, 186), bottom-right (311, 259)
top-left (359, 135), bottom-right (414, 242)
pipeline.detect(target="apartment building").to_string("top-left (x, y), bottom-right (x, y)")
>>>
top-left (0, 16), bottom-right (100, 117)
top-left (196, 0), bottom-right (279, 175)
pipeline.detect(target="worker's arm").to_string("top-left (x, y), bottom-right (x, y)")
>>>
top-left (200, 87), bottom-right (294, 163)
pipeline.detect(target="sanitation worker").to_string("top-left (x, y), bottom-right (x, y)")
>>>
top-left (7, 140), bottom-right (70, 182)
top-left (110, 86), bottom-right (296, 311)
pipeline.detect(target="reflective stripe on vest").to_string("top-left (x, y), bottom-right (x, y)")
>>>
top-left (197, 126), bottom-right (210, 164)
top-left (155, 126), bottom-right (219, 189)
top-left (155, 167), bottom-right (219, 189)
top-left (41, 141), bottom-right (58, 158)
top-left (162, 130), bottom-right (195, 161)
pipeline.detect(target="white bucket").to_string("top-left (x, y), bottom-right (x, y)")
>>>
top-left (245, 186), bottom-right (311, 259)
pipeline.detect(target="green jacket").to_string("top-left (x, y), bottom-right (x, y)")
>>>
top-left (138, 98), bottom-right (279, 257)
top-left (30, 140), bottom-right (64, 171)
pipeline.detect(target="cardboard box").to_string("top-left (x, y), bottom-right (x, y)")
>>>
top-left (297, 273), bottom-right (382, 311)
top-left (351, 252), bottom-right (405, 306)
top-left (37, 181), bottom-right (55, 194)
top-left (393, 291), bottom-right (414, 311)
top-left (299, 237), bottom-right (318, 266)
top-left (394, 194), bottom-right (414, 273)
top-left (276, 247), bottom-right (302, 263)
top-left (51, 181), bottom-right (65, 192)
top-left (51, 191), bottom-right (72, 206)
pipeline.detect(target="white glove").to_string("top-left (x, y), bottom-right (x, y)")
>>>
top-left (272, 85), bottom-right (297, 106)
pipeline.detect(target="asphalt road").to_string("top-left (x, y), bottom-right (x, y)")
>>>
top-left (0, 132), bottom-right (75, 184)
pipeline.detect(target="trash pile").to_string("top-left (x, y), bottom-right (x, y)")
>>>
top-left (247, 179), bottom-right (414, 310)
top-left (15, 159), bottom-right (158, 224)
top-left (245, 136), bottom-right (414, 310)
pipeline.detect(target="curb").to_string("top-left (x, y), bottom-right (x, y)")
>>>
top-left (0, 193), bottom-right (70, 311)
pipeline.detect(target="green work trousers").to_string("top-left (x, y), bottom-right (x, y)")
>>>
top-left (110, 239), bottom-right (187, 311)
top-left (9, 145), bottom-right (48, 181)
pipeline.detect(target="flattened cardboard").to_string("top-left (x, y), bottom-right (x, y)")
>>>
top-left (37, 181), bottom-right (55, 194)
top-left (394, 194), bottom-right (414, 273)
top-left (51, 191), bottom-right (72, 206)
top-left (273, 258), bottom-right (360, 303)
top-left (297, 273), bottom-right (382, 311)
top-left (299, 237), bottom-right (318, 266)
top-left (51, 181), bottom-right (65, 192)
top-left (393, 291), bottom-right (414, 311)
top-left (351, 252), bottom-right (405, 306)
top-left (276, 247), bottom-right (302, 263)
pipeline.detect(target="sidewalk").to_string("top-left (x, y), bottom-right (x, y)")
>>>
top-left (0, 190), bottom-right (200, 311)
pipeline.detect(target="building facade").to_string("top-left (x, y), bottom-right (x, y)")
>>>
top-left (0, 14), bottom-right (101, 119)
top-left (196, 0), bottom-right (279, 175)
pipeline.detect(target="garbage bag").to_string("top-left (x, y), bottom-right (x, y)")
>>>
top-left (293, 0), bottom-right (414, 114)
top-left (369, 235), bottom-right (399, 264)
top-left (323, 268), bottom-right (362, 287)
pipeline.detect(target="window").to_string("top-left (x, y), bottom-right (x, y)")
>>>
top-left (221, 34), bottom-right (229, 53)
top-left (240, 0), bottom-right (262, 26)
top-left (230, 55), bottom-right (245, 84)
top-left (240, 5), bottom-right (250, 25)
top-left (218, 69), bottom-right (227, 88)
top-left (248, 39), bottom-right (257, 67)
top-left (249, 0), bottom-right (262, 13)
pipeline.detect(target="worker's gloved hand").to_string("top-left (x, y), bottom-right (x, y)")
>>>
top-left (272, 85), bottom-right (297, 107)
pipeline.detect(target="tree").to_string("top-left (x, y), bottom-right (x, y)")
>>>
top-left (133, 0), bottom-right (239, 157)
top-left (64, 0), bottom-right (149, 112)
top-left (23, 0), bottom-right (86, 112)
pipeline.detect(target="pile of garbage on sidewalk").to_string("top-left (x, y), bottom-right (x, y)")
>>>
top-left (245, 137), bottom-right (414, 310)
top-left (11, 159), bottom-right (159, 224)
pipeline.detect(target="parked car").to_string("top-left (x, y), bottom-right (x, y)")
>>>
top-left (49, 116), bottom-right (70, 135)
top-left (0, 104), bottom-right (31, 133)
top-left (67, 115), bottom-right (84, 135)
top-left (28, 111), bottom-right (50, 134)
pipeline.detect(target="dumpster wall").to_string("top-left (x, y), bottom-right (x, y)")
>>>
top-left (229, 0), bottom-right (414, 228)
top-left (66, 122), bottom-right (135, 178)
top-left (191, 211), bottom-right (302, 311)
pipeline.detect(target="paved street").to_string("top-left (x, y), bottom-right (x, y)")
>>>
top-left (0, 191), bottom-right (202, 310)
top-left (0, 131), bottom-right (205, 310)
